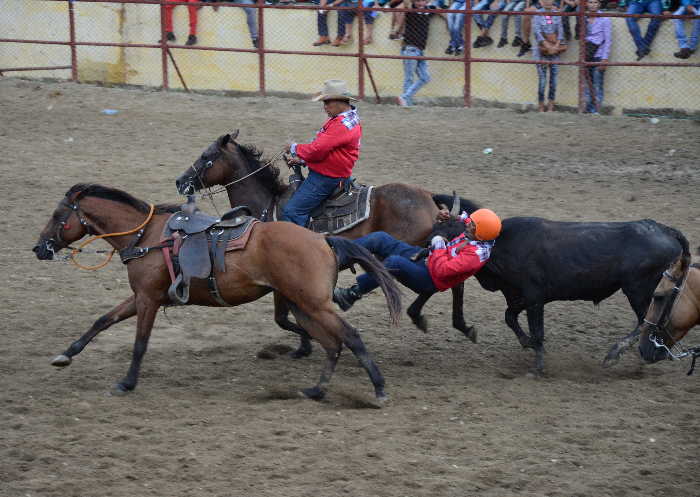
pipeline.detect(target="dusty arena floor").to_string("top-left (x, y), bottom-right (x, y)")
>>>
top-left (1, 78), bottom-right (699, 497)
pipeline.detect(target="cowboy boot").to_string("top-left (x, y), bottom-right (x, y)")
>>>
top-left (333, 284), bottom-right (362, 311)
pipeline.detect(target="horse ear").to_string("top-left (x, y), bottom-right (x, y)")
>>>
top-left (230, 129), bottom-right (240, 142)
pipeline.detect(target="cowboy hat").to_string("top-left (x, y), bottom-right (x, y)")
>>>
top-left (311, 79), bottom-right (358, 102)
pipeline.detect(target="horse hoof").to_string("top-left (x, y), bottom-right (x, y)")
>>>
top-left (288, 346), bottom-right (313, 359)
top-left (51, 354), bottom-right (72, 367)
top-left (109, 383), bottom-right (131, 396)
top-left (301, 386), bottom-right (325, 401)
top-left (464, 326), bottom-right (478, 344)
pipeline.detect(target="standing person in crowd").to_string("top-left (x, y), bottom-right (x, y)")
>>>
top-left (162, 0), bottom-right (199, 45)
top-left (561, 0), bottom-right (580, 40)
top-left (583, 0), bottom-right (612, 113)
top-left (672, 0), bottom-right (700, 58)
top-left (532, 0), bottom-right (566, 111)
top-left (332, 209), bottom-right (502, 336)
top-left (282, 80), bottom-right (362, 227)
top-left (445, 0), bottom-right (468, 54)
top-left (314, 0), bottom-right (350, 46)
top-left (618, 0), bottom-right (671, 60)
top-left (498, 0), bottom-right (527, 48)
top-left (398, 0), bottom-right (440, 106)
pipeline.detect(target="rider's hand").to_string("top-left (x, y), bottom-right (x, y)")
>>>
top-left (436, 208), bottom-right (450, 222)
top-left (430, 236), bottom-right (446, 250)
top-left (284, 143), bottom-right (292, 153)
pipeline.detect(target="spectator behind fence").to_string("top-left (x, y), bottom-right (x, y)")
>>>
top-left (236, 0), bottom-right (260, 48)
top-left (672, 0), bottom-right (700, 58)
top-left (162, 0), bottom-right (199, 45)
top-left (516, 0), bottom-right (540, 56)
top-left (583, 0), bottom-right (612, 113)
top-left (498, 0), bottom-right (527, 48)
top-left (445, 0), bottom-right (467, 54)
top-left (398, 0), bottom-right (441, 106)
top-left (473, 0), bottom-right (506, 48)
top-left (532, 0), bottom-right (567, 112)
top-left (313, 0), bottom-right (347, 46)
top-left (618, 0), bottom-right (671, 60)
top-left (561, 0), bottom-right (580, 40)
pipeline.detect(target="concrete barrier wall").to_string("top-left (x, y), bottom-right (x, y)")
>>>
top-left (2, 0), bottom-right (698, 113)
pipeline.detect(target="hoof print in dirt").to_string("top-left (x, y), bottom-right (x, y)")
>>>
top-left (257, 344), bottom-right (295, 360)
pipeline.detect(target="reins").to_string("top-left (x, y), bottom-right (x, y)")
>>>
top-left (198, 149), bottom-right (286, 200)
top-left (70, 203), bottom-right (155, 270)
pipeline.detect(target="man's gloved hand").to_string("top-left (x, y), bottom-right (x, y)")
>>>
top-left (430, 235), bottom-right (446, 250)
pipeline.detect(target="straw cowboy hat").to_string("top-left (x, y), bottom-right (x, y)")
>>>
top-left (311, 79), bottom-right (358, 102)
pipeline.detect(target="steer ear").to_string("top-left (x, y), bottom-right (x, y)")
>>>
top-left (450, 191), bottom-right (460, 216)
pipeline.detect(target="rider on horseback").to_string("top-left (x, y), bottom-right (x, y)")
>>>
top-left (282, 79), bottom-right (362, 227)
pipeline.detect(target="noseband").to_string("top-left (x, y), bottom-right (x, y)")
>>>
top-left (645, 268), bottom-right (700, 374)
top-left (52, 197), bottom-right (96, 249)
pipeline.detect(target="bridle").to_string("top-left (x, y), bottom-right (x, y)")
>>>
top-left (645, 267), bottom-right (700, 374)
top-left (50, 197), bottom-right (97, 252)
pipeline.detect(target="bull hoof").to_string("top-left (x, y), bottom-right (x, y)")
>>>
top-left (463, 326), bottom-right (478, 344)
top-left (51, 354), bottom-right (72, 367)
top-left (409, 312), bottom-right (428, 332)
top-left (301, 386), bottom-right (325, 401)
top-left (109, 383), bottom-right (132, 396)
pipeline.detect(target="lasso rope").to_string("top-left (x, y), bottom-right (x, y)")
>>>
top-left (70, 203), bottom-right (155, 271)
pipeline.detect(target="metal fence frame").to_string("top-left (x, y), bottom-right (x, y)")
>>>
top-left (1, 0), bottom-right (699, 112)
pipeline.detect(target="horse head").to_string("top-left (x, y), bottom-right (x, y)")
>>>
top-left (638, 253), bottom-right (692, 363)
top-left (175, 130), bottom-right (240, 195)
top-left (33, 186), bottom-right (91, 260)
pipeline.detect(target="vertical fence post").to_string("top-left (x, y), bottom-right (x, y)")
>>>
top-left (68, 0), bottom-right (78, 81)
top-left (358, 3), bottom-right (366, 99)
top-left (160, 0), bottom-right (169, 89)
top-left (577, 0), bottom-right (586, 113)
top-left (258, 0), bottom-right (266, 96)
top-left (463, 1), bottom-right (472, 107)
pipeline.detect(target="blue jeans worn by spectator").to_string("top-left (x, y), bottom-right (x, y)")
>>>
top-left (447, 0), bottom-right (467, 49)
top-left (474, 0), bottom-right (506, 30)
top-left (238, 0), bottom-right (259, 43)
top-left (626, 0), bottom-right (663, 52)
top-left (536, 62), bottom-right (559, 102)
top-left (401, 45), bottom-right (431, 106)
top-left (353, 232), bottom-right (438, 294)
top-left (281, 170), bottom-right (346, 227)
top-left (500, 0), bottom-right (525, 39)
top-left (317, 11), bottom-right (347, 38)
top-left (673, 5), bottom-right (700, 49)
top-left (583, 61), bottom-right (605, 113)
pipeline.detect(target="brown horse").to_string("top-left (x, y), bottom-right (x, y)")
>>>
top-left (637, 252), bottom-right (700, 368)
top-left (33, 184), bottom-right (401, 402)
top-left (174, 131), bottom-right (481, 353)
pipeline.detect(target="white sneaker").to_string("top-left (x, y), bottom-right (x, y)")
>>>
top-left (397, 96), bottom-right (409, 107)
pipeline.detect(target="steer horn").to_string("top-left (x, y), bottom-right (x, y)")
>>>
top-left (450, 191), bottom-right (460, 217)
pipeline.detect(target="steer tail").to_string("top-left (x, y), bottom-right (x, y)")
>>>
top-left (432, 193), bottom-right (480, 215)
top-left (661, 223), bottom-right (691, 268)
top-left (327, 237), bottom-right (401, 326)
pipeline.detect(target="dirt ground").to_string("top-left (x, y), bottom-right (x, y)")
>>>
top-left (1, 77), bottom-right (699, 497)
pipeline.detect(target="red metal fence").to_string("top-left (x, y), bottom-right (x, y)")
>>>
top-left (1, 0), bottom-right (699, 113)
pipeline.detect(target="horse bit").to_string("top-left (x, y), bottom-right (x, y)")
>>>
top-left (645, 268), bottom-right (700, 375)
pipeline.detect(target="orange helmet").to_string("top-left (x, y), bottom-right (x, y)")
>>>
top-left (470, 209), bottom-right (502, 241)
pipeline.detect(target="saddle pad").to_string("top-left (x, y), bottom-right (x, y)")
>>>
top-left (225, 219), bottom-right (259, 252)
top-left (308, 185), bottom-right (373, 235)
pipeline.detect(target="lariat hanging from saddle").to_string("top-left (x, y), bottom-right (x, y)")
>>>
top-left (161, 196), bottom-right (258, 306)
top-left (284, 160), bottom-right (373, 235)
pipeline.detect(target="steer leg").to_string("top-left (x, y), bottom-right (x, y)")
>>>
top-left (274, 292), bottom-right (313, 358)
top-left (526, 304), bottom-right (546, 374)
top-left (51, 296), bottom-right (137, 367)
top-left (603, 283), bottom-right (655, 365)
top-left (407, 293), bottom-right (432, 332)
top-left (451, 283), bottom-right (477, 343)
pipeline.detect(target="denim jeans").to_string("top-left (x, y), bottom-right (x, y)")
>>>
top-left (238, 0), bottom-right (259, 41)
top-left (353, 232), bottom-right (437, 294)
top-left (474, 0), bottom-right (506, 30)
top-left (626, 0), bottom-right (663, 52)
top-left (500, 0), bottom-right (525, 39)
top-left (281, 169), bottom-right (346, 226)
top-left (583, 63), bottom-right (605, 113)
top-left (447, 0), bottom-right (467, 49)
top-left (536, 63), bottom-right (559, 102)
top-left (317, 11), bottom-right (347, 38)
top-left (673, 5), bottom-right (700, 49)
top-left (401, 45), bottom-right (431, 105)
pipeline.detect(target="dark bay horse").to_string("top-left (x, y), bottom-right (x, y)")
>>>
top-left (33, 184), bottom-right (401, 402)
top-left (636, 253), bottom-right (700, 368)
top-left (174, 131), bottom-right (480, 352)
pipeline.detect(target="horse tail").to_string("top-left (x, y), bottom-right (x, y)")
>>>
top-left (326, 237), bottom-right (402, 326)
top-left (432, 193), bottom-right (480, 216)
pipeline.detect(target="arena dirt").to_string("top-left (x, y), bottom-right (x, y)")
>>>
top-left (1, 78), bottom-right (699, 497)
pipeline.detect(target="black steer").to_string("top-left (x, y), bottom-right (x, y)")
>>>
top-left (473, 217), bottom-right (689, 373)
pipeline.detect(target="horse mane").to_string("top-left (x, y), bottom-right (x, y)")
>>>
top-left (66, 184), bottom-right (180, 214)
top-left (236, 143), bottom-right (287, 196)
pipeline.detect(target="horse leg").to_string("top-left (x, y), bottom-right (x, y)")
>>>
top-left (526, 304), bottom-right (546, 374)
top-left (450, 283), bottom-right (477, 343)
top-left (407, 293), bottom-right (431, 332)
top-left (273, 292), bottom-right (313, 359)
top-left (112, 297), bottom-right (159, 395)
top-left (51, 295), bottom-right (136, 367)
top-left (341, 320), bottom-right (387, 402)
